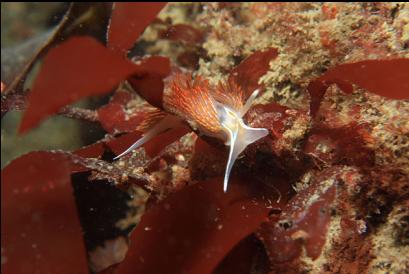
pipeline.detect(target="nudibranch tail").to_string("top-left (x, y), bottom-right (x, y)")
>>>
top-left (114, 115), bottom-right (181, 160)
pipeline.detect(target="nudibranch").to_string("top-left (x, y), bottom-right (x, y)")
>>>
top-left (115, 73), bottom-right (269, 192)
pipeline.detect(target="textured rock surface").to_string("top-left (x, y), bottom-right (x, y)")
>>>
top-left (2, 3), bottom-right (408, 274)
top-left (140, 3), bottom-right (409, 273)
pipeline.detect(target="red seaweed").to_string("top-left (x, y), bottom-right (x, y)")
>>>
top-left (177, 50), bottom-right (201, 70)
top-left (303, 123), bottom-right (375, 167)
top-left (96, 90), bottom-right (153, 135)
top-left (19, 37), bottom-right (171, 134)
top-left (229, 48), bottom-right (278, 97)
top-left (19, 37), bottom-right (143, 133)
top-left (1, 152), bottom-right (88, 274)
top-left (107, 2), bottom-right (167, 55)
top-left (308, 58), bottom-right (409, 117)
top-left (321, 59), bottom-right (409, 100)
top-left (3, 3), bottom-right (409, 274)
top-left (258, 172), bottom-right (337, 267)
top-left (116, 176), bottom-right (272, 274)
top-left (127, 56), bottom-right (171, 109)
top-left (159, 24), bottom-right (204, 45)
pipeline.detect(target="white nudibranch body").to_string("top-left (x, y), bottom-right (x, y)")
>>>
top-left (214, 89), bottom-right (268, 192)
top-left (115, 77), bottom-right (268, 192)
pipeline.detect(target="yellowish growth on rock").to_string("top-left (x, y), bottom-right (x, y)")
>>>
top-left (368, 203), bottom-right (409, 274)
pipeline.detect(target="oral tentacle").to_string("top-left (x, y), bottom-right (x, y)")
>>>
top-left (239, 89), bottom-right (260, 117)
top-left (240, 120), bottom-right (269, 145)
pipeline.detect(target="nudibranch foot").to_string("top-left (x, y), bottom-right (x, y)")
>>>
top-left (217, 89), bottom-right (269, 192)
